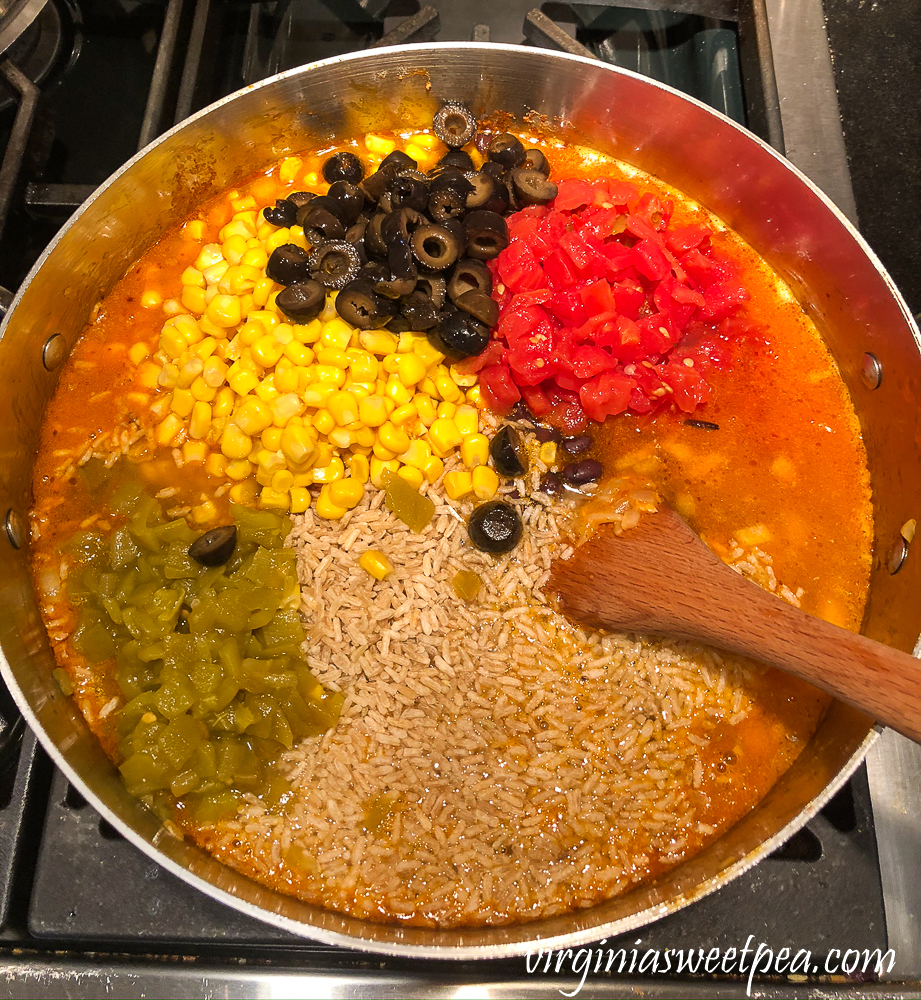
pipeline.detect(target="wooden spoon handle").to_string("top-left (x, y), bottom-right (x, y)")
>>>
top-left (676, 563), bottom-right (921, 743)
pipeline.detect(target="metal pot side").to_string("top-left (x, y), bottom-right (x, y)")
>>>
top-left (1, 45), bottom-right (919, 958)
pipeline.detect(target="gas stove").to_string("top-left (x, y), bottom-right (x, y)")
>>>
top-left (0, 1), bottom-right (919, 996)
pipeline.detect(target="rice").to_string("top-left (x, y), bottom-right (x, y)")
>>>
top-left (205, 482), bottom-right (766, 928)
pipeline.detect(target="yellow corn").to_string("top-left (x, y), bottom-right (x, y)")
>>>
top-left (205, 453), bottom-right (227, 478)
top-left (312, 457), bottom-right (345, 483)
top-left (348, 453), bottom-right (370, 483)
top-left (356, 394), bottom-right (389, 428)
top-left (358, 549), bottom-right (393, 580)
top-left (182, 440), bottom-right (208, 465)
top-left (539, 441), bottom-right (558, 466)
top-left (259, 487), bottom-right (290, 509)
top-left (359, 329), bottom-right (398, 355)
top-left (428, 417), bottom-right (463, 455)
top-left (400, 439), bottom-right (431, 470)
top-left (472, 465), bottom-right (500, 500)
top-left (369, 457), bottom-right (400, 488)
top-left (394, 352), bottom-right (427, 386)
top-left (414, 393), bottom-right (438, 427)
top-left (364, 134), bottom-right (395, 156)
top-left (454, 405), bottom-right (479, 437)
top-left (128, 342), bottom-right (150, 366)
top-left (225, 458), bottom-right (254, 481)
top-left (315, 484), bottom-right (348, 520)
top-left (189, 401), bottom-right (212, 439)
top-left (157, 414), bottom-right (184, 446)
top-left (422, 457), bottom-right (444, 484)
top-left (328, 478), bottom-right (364, 509)
top-left (289, 487), bottom-right (311, 513)
top-left (397, 465), bottom-right (424, 489)
top-left (262, 426), bottom-right (283, 451)
top-left (436, 400), bottom-right (457, 420)
top-left (170, 388), bottom-right (195, 418)
top-left (229, 479), bottom-right (259, 504)
top-left (141, 290), bottom-right (163, 310)
top-left (220, 424), bottom-right (253, 460)
top-left (377, 421), bottom-right (411, 455)
top-left (444, 470), bottom-right (473, 500)
top-left (460, 434), bottom-right (489, 468)
top-left (413, 338), bottom-right (444, 368)
top-left (233, 397), bottom-right (273, 435)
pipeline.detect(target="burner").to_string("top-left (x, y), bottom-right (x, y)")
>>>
top-left (0, 0), bottom-right (79, 114)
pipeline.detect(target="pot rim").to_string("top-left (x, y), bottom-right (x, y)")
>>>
top-left (0, 41), bottom-right (913, 959)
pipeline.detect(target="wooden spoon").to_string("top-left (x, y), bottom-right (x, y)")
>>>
top-left (549, 505), bottom-right (921, 744)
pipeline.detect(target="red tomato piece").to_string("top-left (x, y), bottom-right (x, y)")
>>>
top-left (632, 239), bottom-right (670, 281)
top-left (479, 364), bottom-right (521, 413)
top-left (555, 178), bottom-right (596, 212)
top-left (497, 241), bottom-right (545, 292)
top-left (579, 371), bottom-right (636, 422)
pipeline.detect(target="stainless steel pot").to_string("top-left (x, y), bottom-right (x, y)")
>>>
top-left (1, 44), bottom-right (919, 958)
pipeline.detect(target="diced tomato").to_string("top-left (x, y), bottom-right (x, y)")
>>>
top-left (579, 371), bottom-right (636, 422)
top-left (478, 364), bottom-right (521, 413)
top-left (698, 281), bottom-right (750, 323)
top-left (597, 178), bottom-right (639, 207)
top-left (579, 279), bottom-right (617, 315)
top-left (610, 278), bottom-right (645, 320)
top-left (632, 239), bottom-right (670, 281)
top-left (555, 178), bottom-right (596, 212)
top-left (548, 288), bottom-right (588, 327)
top-left (521, 382), bottom-right (551, 417)
top-left (497, 241), bottom-right (545, 292)
top-left (666, 225), bottom-right (710, 254)
top-left (543, 248), bottom-right (581, 290)
top-left (657, 362), bottom-right (711, 412)
top-left (454, 339), bottom-right (505, 375)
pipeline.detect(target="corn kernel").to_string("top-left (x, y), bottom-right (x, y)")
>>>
top-left (189, 376), bottom-right (216, 402)
top-left (444, 470), bottom-right (473, 500)
top-left (397, 465), bottom-right (424, 489)
top-left (428, 417), bottom-right (463, 455)
top-left (454, 405), bottom-right (479, 437)
top-left (274, 365), bottom-right (299, 394)
top-left (422, 456), bottom-right (444, 484)
top-left (314, 364), bottom-right (347, 387)
top-left (205, 453), bottom-right (227, 478)
top-left (316, 347), bottom-right (351, 369)
top-left (378, 421), bottom-right (411, 455)
top-left (293, 319), bottom-right (322, 344)
top-left (157, 414), bottom-right (184, 446)
top-left (413, 338), bottom-right (445, 368)
top-left (225, 458), bottom-right (254, 481)
top-left (320, 318), bottom-right (353, 351)
top-left (185, 220), bottom-right (206, 240)
top-left (370, 457), bottom-right (400, 488)
top-left (414, 394), bottom-right (438, 426)
top-left (353, 425), bottom-right (376, 449)
top-left (233, 397), bottom-right (273, 435)
top-left (182, 440), bottom-right (208, 464)
top-left (220, 424), bottom-right (253, 460)
top-left (404, 143), bottom-right (426, 162)
top-left (129, 343), bottom-right (150, 366)
top-left (271, 470), bottom-right (295, 493)
top-left (229, 480), bottom-right (259, 504)
top-left (436, 400), bottom-right (458, 420)
top-left (435, 370), bottom-right (464, 403)
top-left (279, 156), bottom-right (303, 184)
top-left (213, 386), bottom-right (235, 417)
top-left (364, 134), bottom-right (395, 156)
top-left (466, 384), bottom-right (484, 408)
top-left (202, 260), bottom-right (230, 286)
top-left (472, 465), bottom-right (500, 500)
top-left (170, 388), bottom-right (195, 418)
top-left (329, 478), bottom-right (365, 509)
top-left (289, 487), bottom-right (311, 513)
top-left (355, 394), bottom-right (387, 428)
top-left (384, 377), bottom-right (413, 406)
top-left (251, 334), bottom-right (284, 368)
top-left (460, 434), bottom-right (489, 468)
top-left (180, 266), bottom-right (206, 288)
top-left (372, 440), bottom-right (398, 462)
top-left (359, 329), bottom-right (398, 356)
top-left (283, 340), bottom-right (314, 366)
top-left (259, 487), bottom-right (290, 510)
top-left (315, 484), bottom-right (347, 520)
top-left (393, 352), bottom-right (427, 387)
top-left (400, 439), bottom-right (431, 470)
top-left (358, 549), bottom-right (393, 580)
top-left (141, 290), bottom-right (163, 310)
top-left (190, 499), bottom-right (216, 522)
top-left (348, 453), bottom-right (370, 483)
top-left (312, 457), bottom-right (345, 483)
top-left (450, 364), bottom-right (478, 388)
top-left (539, 441), bottom-right (558, 466)
top-left (137, 361), bottom-right (161, 388)
top-left (419, 376), bottom-right (438, 398)
top-left (189, 401), bottom-right (212, 439)
top-left (347, 350), bottom-right (378, 382)
top-left (309, 408), bottom-right (333, 436)
top-left (389, 402), bottom-right (417, 427)
top-left (195, 244), bottom-right (223, 270)
top-left (260, 426), bottom-right (282, 452)
top-left (253, 378), bottom-right (279, 404)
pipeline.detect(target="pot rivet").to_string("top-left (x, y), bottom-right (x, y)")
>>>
top-left (42, 333), bottom-right (66, 371)
top-left (887, 537), bottom-right (908, 575)
top-left (861, 352), bottom-right (882, 390)
top-left (4, 509), bottom-right (25, 550)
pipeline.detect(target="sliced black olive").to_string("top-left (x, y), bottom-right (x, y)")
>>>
top-left (510, 168), bottom-right (559, 206)
top-left (433, 102), bottom-right (477, 148)
top-left (188, 525), bottom-right (237, 567)
top-left (389, 173), bottom-right (430, 213)
top-left (480, 160), bottom-right (507, 182)
top-left (410, 224), bottom-right (462, 271)
top-left (463, 210), bottom-right (510, 260)
top-left (455, 289), bottom-right (498, 328)
top-left (344, 218), bottom-right (369, 259)
top-left (561, 434), bottom-right (592, 455)
top-left (365, 213), bottom-right (389, 258)
top-left (400, 290), bottom-right (438, 331)
top-left (382, 207), bottom-right (427, 246)
top-left (297, 204), bottom-right (345, 243)
top-left (430, 167), bottom-right (474, 194)
top-left (322, 151), bottom-right (364, 185)
top-left (523, 148), bottom-right (551, 176)
top-left (360, 260), bottom-right (390, 285)
top-left (562, 459), bottom-right (604, 485)
top-left (286, 191), bottom-right (316, 209)
top-left (388, 230), bottom-right (416, 281)
top-left (387, 314), bottom-right (411, 333)
top-left (275, 280), bottom-right (326, 323)
top-left (335, 278), bottom-right (389, 330)
top-left (309, 240), bottom-right (361, 290)
top-left (263, 198), bottom-right (298, 227)
top-left (465, 171), bottom-right (508, 214)
top-left (487, 132), bottom-right (526, 169)
top-left (448, 258), bottom-right (493, 302)
top-left (428, 185), bottom-right (468, 224)
top-left (379, 149), bottom-right (417, 173)
top-left (266, 244), bottom-right (312, 285)
top-left (427, 310), bottom-right (489, 361)
top-left (489, 425), bottom-right (527, 478)
top-left (415, 274), bottom-right (447, 310)
top-left (435, 148), bottom-right (475, 174)
top-left (326, 181), bottom-right (366, 225)
top-left (468, 501), bottom-right (523, 554)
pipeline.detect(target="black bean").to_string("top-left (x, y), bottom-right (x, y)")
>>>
top-left (539, 472), bottom-right (563, 494)
top-left (561, 434), bottom-right (592, 455)
top-left (534, 426), bottom-right (560, 444)
top-left (562, 459), bottom-right (604, 485)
